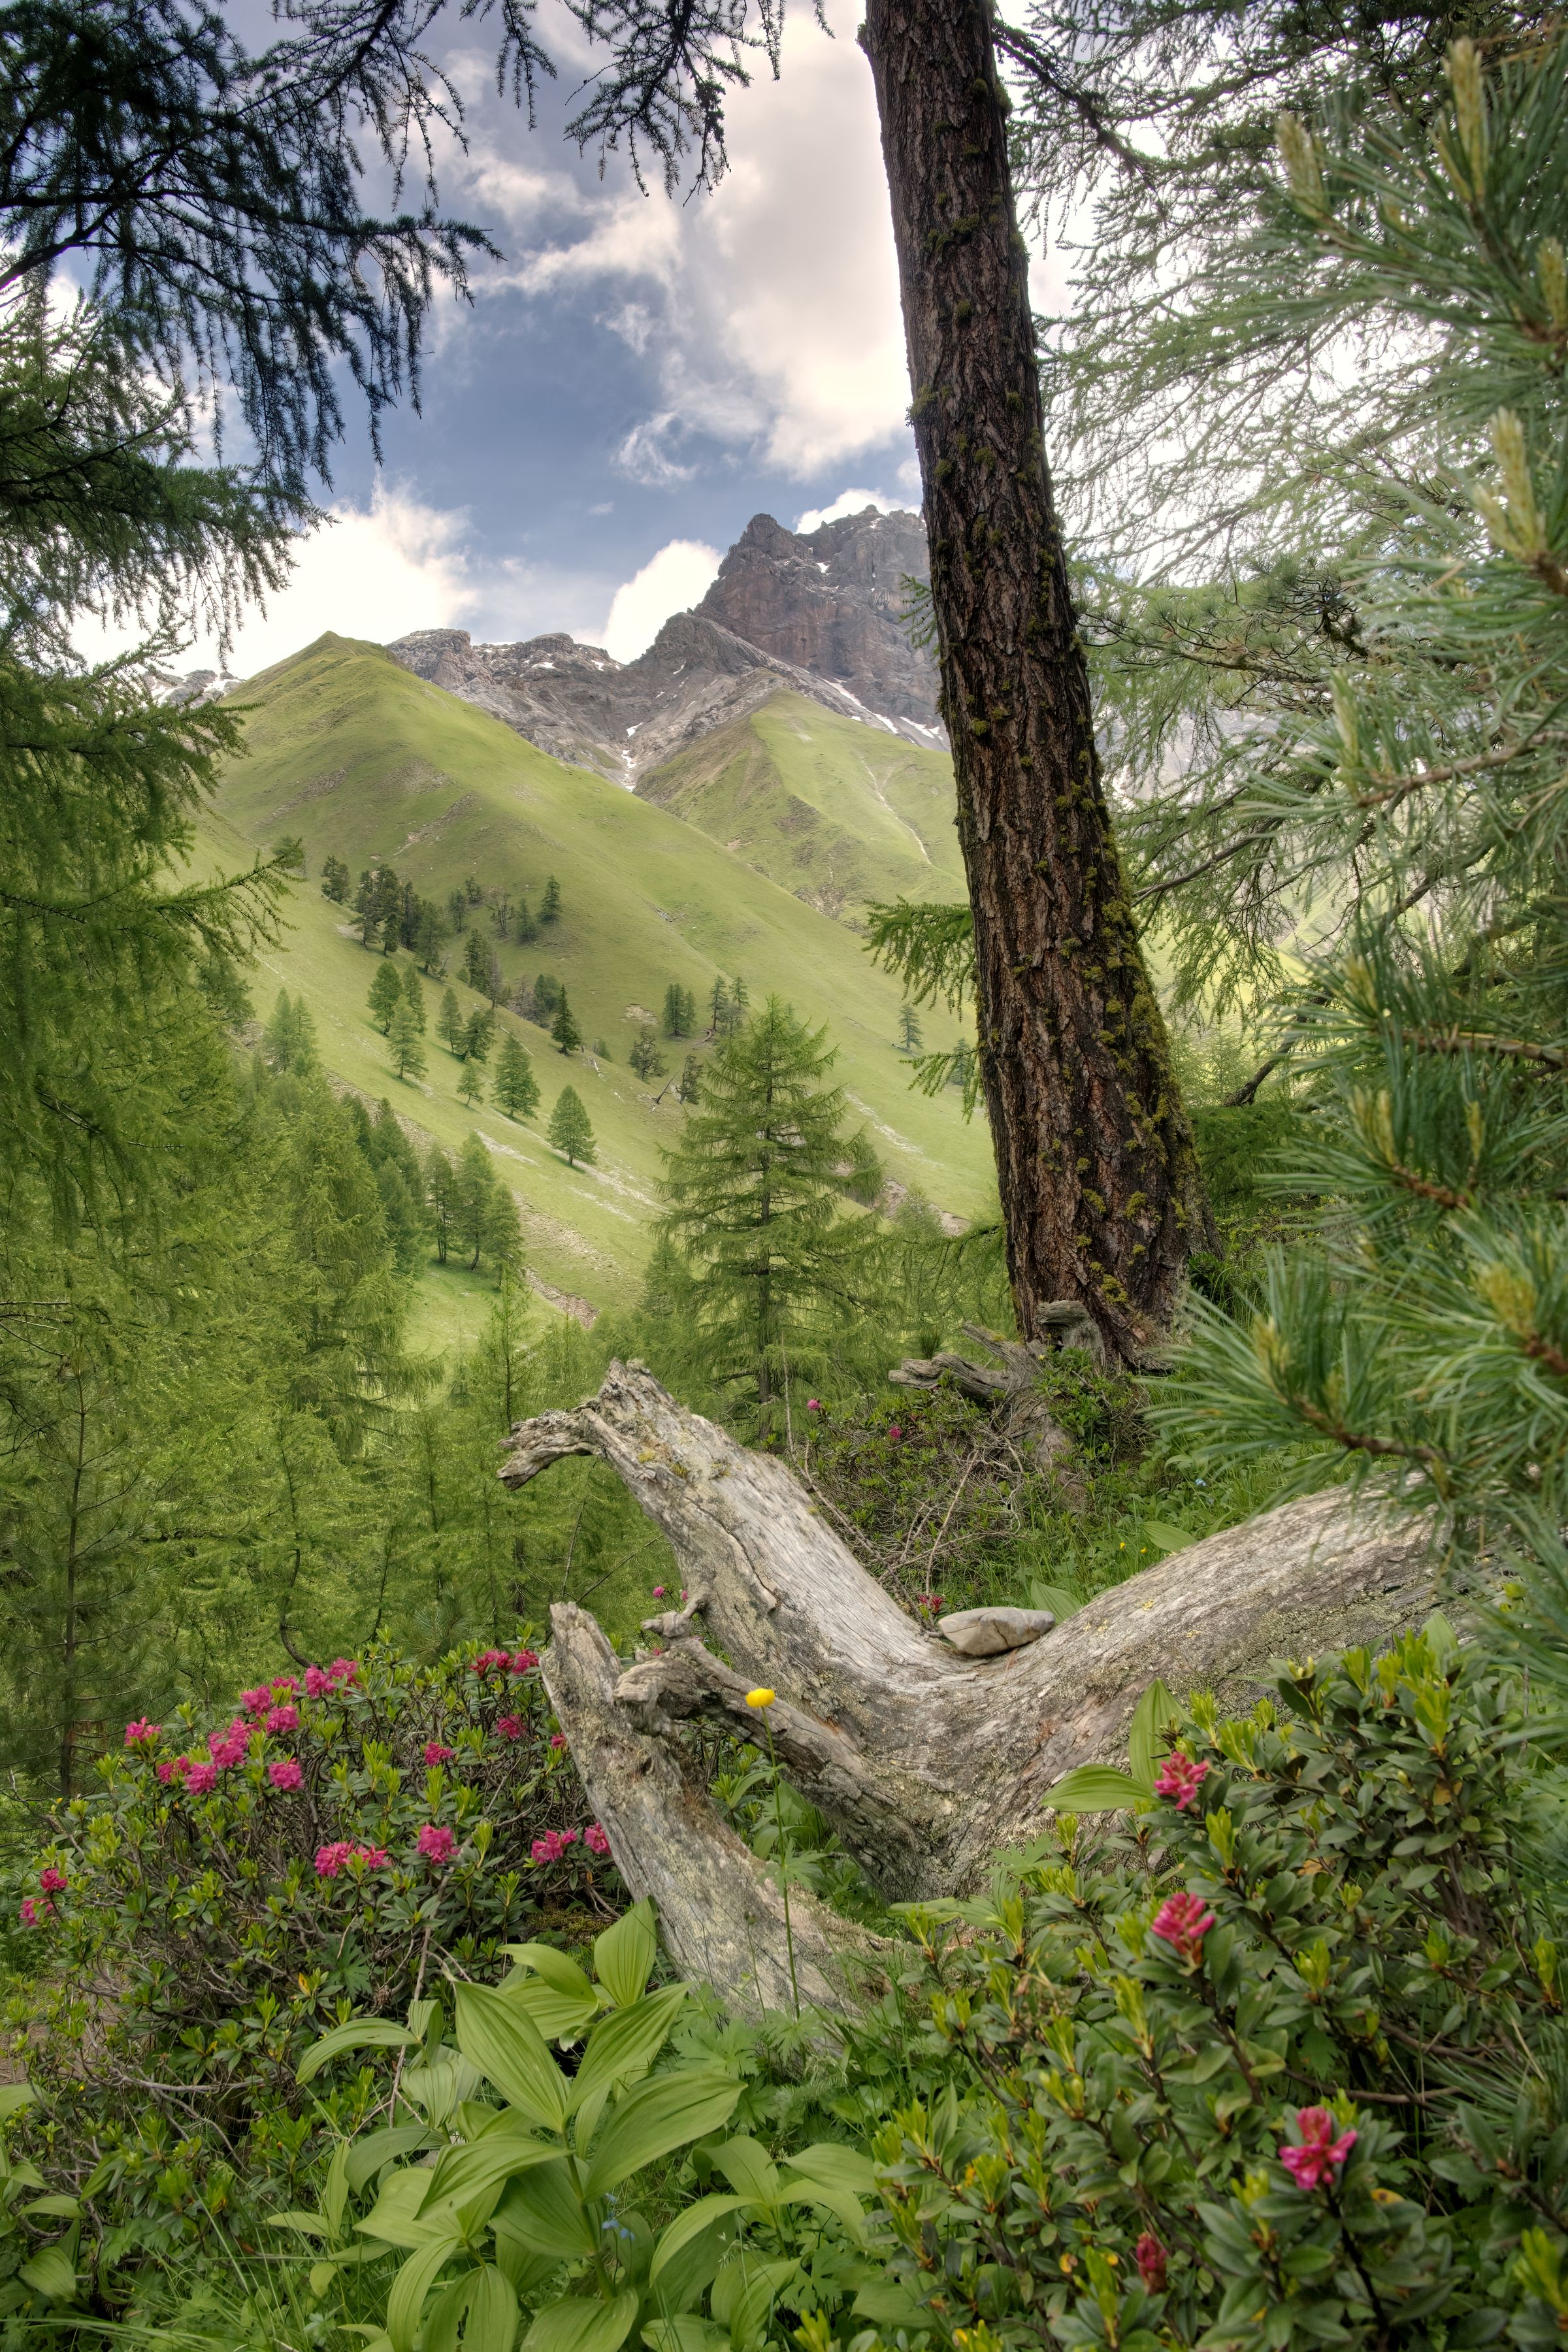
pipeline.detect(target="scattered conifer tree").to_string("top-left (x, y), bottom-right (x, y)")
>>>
top-left (264, 991), bottom-right (319, 1077)
top-left (402, 964), bottom-right (427, 1031)
top-left (455, 1134), bottom-right (497, 1267)
top-left (457, 1058), bottom-right (485, 1110)
top-left (320, 853), bottom-right (351, 903)
top-left (493, 1033), bottom-right (540, 1120)
top-left (374, 1155), bottom-right (426, 1273)
top-left (548, 1086), bottom-right (595, 1166)
top-left (273, 834), bottom-right (305, 874)
top-left (463, 930), bottom-right (489, 992)
top-left (374, 867), bottom-right (402, 953)
top-left (658, 998), bottom-right (862, 1433)
top-left (662, 981), bottom-right (696, 1037)
top-left (368, 961), bottom-right (403, 1033)
top-left (710, 975), bottom-right (729, 1034)
top-left (485, 950), bottom-right (506, 1007)
top-left (532, 973), bottom-right (563, 1021)
top-left (388, 1001), bottom-right (427, 1081)
top-left (447, 887), bottom-right (468, 936)
top-left (678, 1053), bottom-right (703, 1104)
top-left (539, 874), bottom-right (561, 923)
top-left (551, 992), bottom-right (582, 1054)
top-left (514, 897), bottom-right (538, 943)
top-left (897, 1002), bottom-right (923, 1053)
top-left (438, 987), bottom-right (465, 1055)
top-left (630, 1028), bottom-right (666, 1081)
top-left (425, 1145), bottom-right (457, 1264)
top-left (415, 902), bottom-right (446, 971)
top-left (480, 1183), bottom-right (525, 1280)
top-left (465, 876), bottom-right (483, 906)
top-left (463, 1007), bottom-right (495, 1064)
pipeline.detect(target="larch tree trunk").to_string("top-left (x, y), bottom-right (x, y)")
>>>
top-left (502, 1364), bottom-right (1439, 2017)
top-left (858, 0), bottom-right (1213, 1365)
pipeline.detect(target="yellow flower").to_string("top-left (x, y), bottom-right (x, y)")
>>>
top-left (745, 1688), bottom-right (776, 1709)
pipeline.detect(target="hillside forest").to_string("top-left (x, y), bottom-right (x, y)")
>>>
top-left (1, 3), bottom-right (1567, 2351)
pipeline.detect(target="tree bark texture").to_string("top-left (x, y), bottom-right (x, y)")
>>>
top-left (503, 1365), bottom-right (1439, 2013)
top-left (858, 0), bottom-right (1213, 1364)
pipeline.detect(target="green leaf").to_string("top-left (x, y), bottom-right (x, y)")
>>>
top-left (502, 1946), bottom-right (596, 2005)
top-left (1424, 1610), bottom-right (1460, 1665)
top-left (324, 2136), bottom-right (351, 2236)
top-left (1139, 1521), bottom-right (1194, 1557)
top-left (649, 2197), bottom-right (748, 2287)
top-left (0, 2086), bottom-right (35, 2123)
top-left (1028, 1582), bottom-right (1082, 1620)
top-left (388, 2235), bottom-right (463, 2352)
top-left (423, 2132), bottom-right (559, 2213)
top-left (593, 1901), bottom-right (659, 2011)
top-left (347, 2125), bottom-right (437, 2195)
top-left (851, 2281), bottom-right (924, 2327)
top-left (18, 2248), bottom-right (78, 2302)
top-left (642, 2322), bottom-right (729, 2352)
top-left (781, 2145), bottom-right (879, 2200)
top-left (710, 2253), bottom-right (798, 2344)
top-left (503, 1978), bottom-right (601, 2046)
top-left (267, 2211), bottom-right (333, 2240)
top-left (455, 1984), bottom-right (569, 2132)
top-left (358, 2169), bottom-right (459, 2250)
top-left (1128, 1678), bottom-right (1179, 1789)
top-left (298, 2019), bottom-right (421, 2086)
top-left (581, 2069), bottom-right (743, 2200)
top-left (710, 2139), bottom-right (776, 2206)
top-left (571, 1987), bottom-right (689, 2115)
top-left (1046, 1763), bottom-right (1151, 1814)
top-left (465, 2264), bottom-right (521, 2352)
top-left (494, 2160), bottom-right (598, 2261)
top-left (21, 2196), bottom-right (80, 2219)
top-left (523, 2291), bottom-right (640, 2352)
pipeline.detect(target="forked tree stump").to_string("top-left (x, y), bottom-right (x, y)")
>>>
top-left (500, 1362), bottom-right (1437, 2014)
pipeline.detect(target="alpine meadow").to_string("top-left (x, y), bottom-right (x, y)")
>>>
top-left (1, 6), bottom-right (1567, 2352)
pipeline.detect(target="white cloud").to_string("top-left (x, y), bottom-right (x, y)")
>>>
top-left (613, 414), bottom-right (698, 488)
top-left (598, 538), bottom-right (721, 662)
top-left (794, 487), bottom-right (902, 534)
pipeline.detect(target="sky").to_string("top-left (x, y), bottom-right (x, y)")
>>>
top-left (193, 0), bottom-right (968, 680)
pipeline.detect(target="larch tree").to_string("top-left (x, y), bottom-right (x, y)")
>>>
top-left (402, 963), bottom-right (427, 1032)
top-left (551, 993), bottom-right (583, 1056)
top-left (388, 1002), bottom-right (426, 1082)
top-left (493, 1032), bottom-right (541, 1121)
top-left (548, 1087), bottom-right (596, 1168)
top-left (368, 960), bottom-right (403, 1034)
top-left (438, 988), bottom-right (465, 1057)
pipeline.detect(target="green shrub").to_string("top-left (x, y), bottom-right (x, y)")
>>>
top-left (5, 1639), bottom-right (623, 2281)
top-left (863, 1626), bottom-right (1568, 2349)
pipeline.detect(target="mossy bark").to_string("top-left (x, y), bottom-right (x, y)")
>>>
top-left (859, 0), bottom-right (1213, 1360)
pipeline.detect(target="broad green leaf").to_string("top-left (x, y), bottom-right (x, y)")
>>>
top-left (502, 1978), bottom-right (600, 2046)
top-left (18, 2248), bottom-right (78, 2302)
top-left (570, 1987), bottom-right (689, 2114)
top-left (711, 2139), bottom-right (776, 2207)
top-left (298, 2019), bottom-right (420, 2086)
top-left (851, 2281), bottom-right (924, 2327)
top-left (779, 2181), bottom-right (864, 2238)
top-left (593, 1901), bottom-right (658, 2011)
top-left (358, 2168), bottom-right (457, 2249)
top-left (1424, 1610), bottom-right (1460, 1665)
top-left (324, 2136), bottom-right (351, 2236)
top-left (1046, 1763), bottom-right (1151, 1814)
top-left (523, 2291), bottom-right (639, 2352)
top-left (464, 2263), bottom-right (521, 2352)
top-left (267, 2210), bottom-right (333, 2240)
top-left (649, 2197), bottom-right (747, 2287)
top-left (422, 2132), bottom-right (559, 2212)
top-left (501, 1946), bottom-right (596, 2004)
top-left (1139, 1521), bottom-right (1194, 1558)
top-left (311, 2262), bottom-right (343, 2298)
top-left (388, 2235), bottom-right (463, 2352)
top-left (455, 1985), bottom-right (568, 2132)
top-left (1028, 1581), bottom-right (1082, 1620)
top-left (1128, 1677), bottom-right (1179, 1790)
top-left (782, 2145), bottom-right (879, 2199)
top-left (710, 2253), bottom-right (798, 2344)
top-left (21, 2196), bottom-right (80, 2219)
top-left (347, 2125), bottom-right (436, 2194)
top-left (642, 2323), bottom-right (729, 2352)
top-left (582, 2069), bottom-right (743, 2200)
top-left (400, 2057), bottom-right (480, 2131)
top-left (494, 2159), bottom-right (598, 2261)
top-left (0, 2086), bottom-right (34, 2123)
top-left (491, 2229), bottom-right (561, 2299)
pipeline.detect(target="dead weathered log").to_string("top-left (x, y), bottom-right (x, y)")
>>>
top-left (502, 1362), bottom-right (1438, 2011)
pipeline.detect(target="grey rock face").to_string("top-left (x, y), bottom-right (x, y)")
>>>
top-left (385, 508), bottom-right (945, 787)
top-left (936, 1606), bottom-right (1058, 1658)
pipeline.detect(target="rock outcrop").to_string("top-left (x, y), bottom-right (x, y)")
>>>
top-left (386, 507), bottom-right (944, 788)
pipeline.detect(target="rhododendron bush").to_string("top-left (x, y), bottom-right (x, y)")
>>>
top-left (11, 1638), bottom-right (622, 2178)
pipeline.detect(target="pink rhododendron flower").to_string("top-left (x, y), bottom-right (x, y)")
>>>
top-left (1280, 2108), bottom-right (1358, 2190)
top-left (155, 1761), bottom-right (176, 1784)
top-left (164, 1754), bottom-right (192, 1782)
top-left (267, 1704), bottom-right (300, 1732)
top-left (315, 1839), bottom-right (384, 1876)
top-left (585, 1823), bottom-right (611, 1857)
top-left (1153, 1752), bottom-right (1210, 1812)
top-left (475, 1648), bottom-right (509, 1673)
top-left (208, 1739), bottom-right (247, 1769)
top-left (241, 1687), bottom-right (272, 1714)
top-left (355, 1844), bottom-right (388, 1868)
top-left (417, 1823), bottom-right (456, 1865)
top-left (39, 1868), bottom-right (67, 1895)
top-left (329, 1658), bottom-right (359, 1685)
top-left (512, 1649), bottom-right (538, 1673)
top-left (651, 1588), bottom-right (666, 1599)
top-left (123, 1718), bottom-right (160, 1747)
top-left (549, 1733), bottom-right (566, 1750)
top-left (19, 1898), bottom-right (39, 1927)
top-left (303, 1665), bottom-right (332, 1697)
top-left (887, 1424), bottom-right (903, 1442)
top-left (186, 1762), bottom-right (218, 1795)
top-left (806, 1399), bottom-right (821, 1411)
top-left (530, 1829), bottom-right (580, 1864)
top-left (270, 1676), bottom-right (298, 1694)
top-left (1150, 1891), bottom-right (1215, 1966)
top-left (268, 1759), bottom-right (303, 1791)
top-left (1134, 2234), bottom-right (1167, 2293)
top-left (497, 1716), bottom-right (524, 1741)
top-left (424, 1742), bottom-right (455, 1767)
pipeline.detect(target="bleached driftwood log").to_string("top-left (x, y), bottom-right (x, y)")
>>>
top-left (500, 1362), bottom-right (1437, 2014)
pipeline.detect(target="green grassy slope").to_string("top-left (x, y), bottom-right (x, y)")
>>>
top-left (636, 689), bottom-right (964, 923)
top-left (210, 635), bottom-right (993, 1348)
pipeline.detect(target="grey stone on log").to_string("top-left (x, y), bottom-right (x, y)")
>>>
top-left (937, 1605), bottom-right (1057, 1656)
